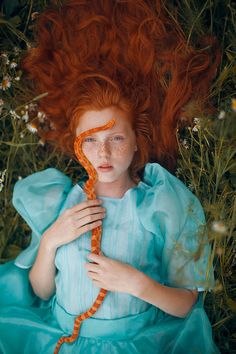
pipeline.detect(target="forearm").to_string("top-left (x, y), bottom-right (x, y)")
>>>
top-left (29, 235), bottom-right (57, 301)
top-left (131, 271), bottom-right (198, 318)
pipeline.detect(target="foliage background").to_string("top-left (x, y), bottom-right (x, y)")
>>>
top-left (0, 0), bottom-right (235, 353)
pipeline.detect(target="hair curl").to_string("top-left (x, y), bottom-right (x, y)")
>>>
top-left (21, 0), bottom-right (221, 176)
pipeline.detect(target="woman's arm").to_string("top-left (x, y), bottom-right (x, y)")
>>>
top-left (29, 199), bottom-right (106, 301)
top-left (85, 253), bottom-right (198, 319)
top-left (29, 236), bottom-right (57, 301)
top-left (131, 271), bottom-right (199, 318)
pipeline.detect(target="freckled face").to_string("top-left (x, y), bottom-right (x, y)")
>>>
top-left (75, 107), bottom-right (138, 183)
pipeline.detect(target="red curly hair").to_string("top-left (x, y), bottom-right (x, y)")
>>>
top-left (21, 0), bottom-right (221, 176)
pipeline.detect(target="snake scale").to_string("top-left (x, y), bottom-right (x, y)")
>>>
top-left (54, 118), bottom-right (115, 354)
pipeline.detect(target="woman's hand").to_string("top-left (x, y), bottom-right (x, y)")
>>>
top-left (42, 199), bottom-right (106, 251)
top-left (85, 252), bottom-right (142, 295)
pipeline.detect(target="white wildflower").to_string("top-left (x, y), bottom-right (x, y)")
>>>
top-left (10, 110), bottom-right (21, 119)
top-left (211, 221), bottom-right (227, 235)
top-left (49, 122), bottom-right (56, 130)
top-left (0, 99), bottom-right (4, 114)
top-left (28, 103), bottom-right (37, 111)
top-left (1, 53), bottom-right (10, 65)
top-left (14, 47), bottom-right (20, 55)
top-left (31, 12), bottom-right (39, 21)
top-left (38, 138), bottom-right (45, 146)
top-left (37, 111), bottom-right (44, 118)
top-left (182, 139), bottom-right (189, 149)
top-left (192, 117), bottom-right (201, 132)
top-left (10, 61), bottom-right (17, 69)
top-left (193, 117), bottom-right (200, 125)
top-left (176, 168), bottom-right (181, 177)
top-left (192, 125), bottom-right (200, 132)
top-left (22, 111), bottom-right (29, 122)
top-left (20, 132), bottom-right (24, 138)
top-left (37, 111), bottom-right (46, 123)
top-left (218, 110), bottom-right (226, 120)
top-left (18, 176), bottom-right (22, 180)
top-left (14, 76), bottom-right (20, 81)
top-left (188, 183), bottom-right (194, 191)
top-left (0, 169), bottom-right (7, 192)
top-left (0, 76), bottom-right (11, 90)
top-left (26, 122), bottom-right (38, 133)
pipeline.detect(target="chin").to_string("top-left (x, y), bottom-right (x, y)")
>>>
top-left (97, 177), bottom-right (117, 184)
top-left (96, 173), bottom-right (118, 184)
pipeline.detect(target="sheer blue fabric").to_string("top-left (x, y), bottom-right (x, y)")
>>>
top-left (0, 163), bottom-right (220, 353)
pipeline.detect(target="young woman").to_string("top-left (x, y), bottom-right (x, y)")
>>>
top-left (0, 1), bottom-right (221, 353)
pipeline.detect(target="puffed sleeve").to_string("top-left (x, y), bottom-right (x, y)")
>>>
top-left (138, 163), bottom-right (215, 291)
top-left (12, 168), bottom-right (72, 269)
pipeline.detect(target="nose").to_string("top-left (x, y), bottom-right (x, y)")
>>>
top-left (97, 141), bottom-right (111, 157)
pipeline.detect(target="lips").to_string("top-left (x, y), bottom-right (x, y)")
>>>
top-left (98, 164), bottom-right (113, 172)
top-left (98, 164), bottom-right (113, 168)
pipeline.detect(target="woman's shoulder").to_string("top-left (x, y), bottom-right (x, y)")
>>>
top-left (13, 167), bottom-right (72, 199)
top-left (12, 168), bottom-right (73, 236)
top-left (141, 162), bottom-right (199, 203)
top-left (138, 163), bottom-right (205, 234)
top-left (12, 168), bottom-right (75, 268)
top-left (13, 167), bottom-right (72, 192)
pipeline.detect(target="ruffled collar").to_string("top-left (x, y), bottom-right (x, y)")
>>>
top-left (76, 162), bottom-right (164, 201)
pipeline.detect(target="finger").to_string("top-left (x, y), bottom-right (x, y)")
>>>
top-left (75, 208), bottom-right (106, 221)
top-left (87, 253), bottom-right (105, 264)
top-left (85, 263), bottom-right (101, 272)
top-left (70, 199), bottom-right (103, 213)
top-left (88, 272), bottom-right (100, 281)
top-left (77, 220), bottom-right (102, 235)
top-left (81, 206), bottom-right (106, 215)
top-left (76, 212), bottom-right (105, 228)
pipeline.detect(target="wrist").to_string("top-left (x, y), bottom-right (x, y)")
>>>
top-left (41, 231), bottom-right (58, 254)
top-left (130, 269), bottom-right (151, 297)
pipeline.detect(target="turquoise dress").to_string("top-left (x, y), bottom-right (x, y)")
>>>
top-left (0, 162), bottom-right (220, 354)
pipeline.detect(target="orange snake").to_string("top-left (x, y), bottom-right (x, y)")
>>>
top-left (54, 118), bottom-right (115, 353)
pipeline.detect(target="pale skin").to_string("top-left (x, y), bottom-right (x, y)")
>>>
top-left (29, 106), bottom-right (198, 318)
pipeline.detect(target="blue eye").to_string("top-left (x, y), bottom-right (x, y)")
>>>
top-left (83, 136), bottom-right (124, 143)
top-left (84, 137), bottom-right (96, 142)
top-left (112, 136), bottom-right (124, 141)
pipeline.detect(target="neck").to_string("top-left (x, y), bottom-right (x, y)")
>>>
top-left (94, 175), bottom-right (137, 198)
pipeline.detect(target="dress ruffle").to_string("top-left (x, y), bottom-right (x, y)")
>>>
top-left (12, 168), bottom-right (72, 268)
